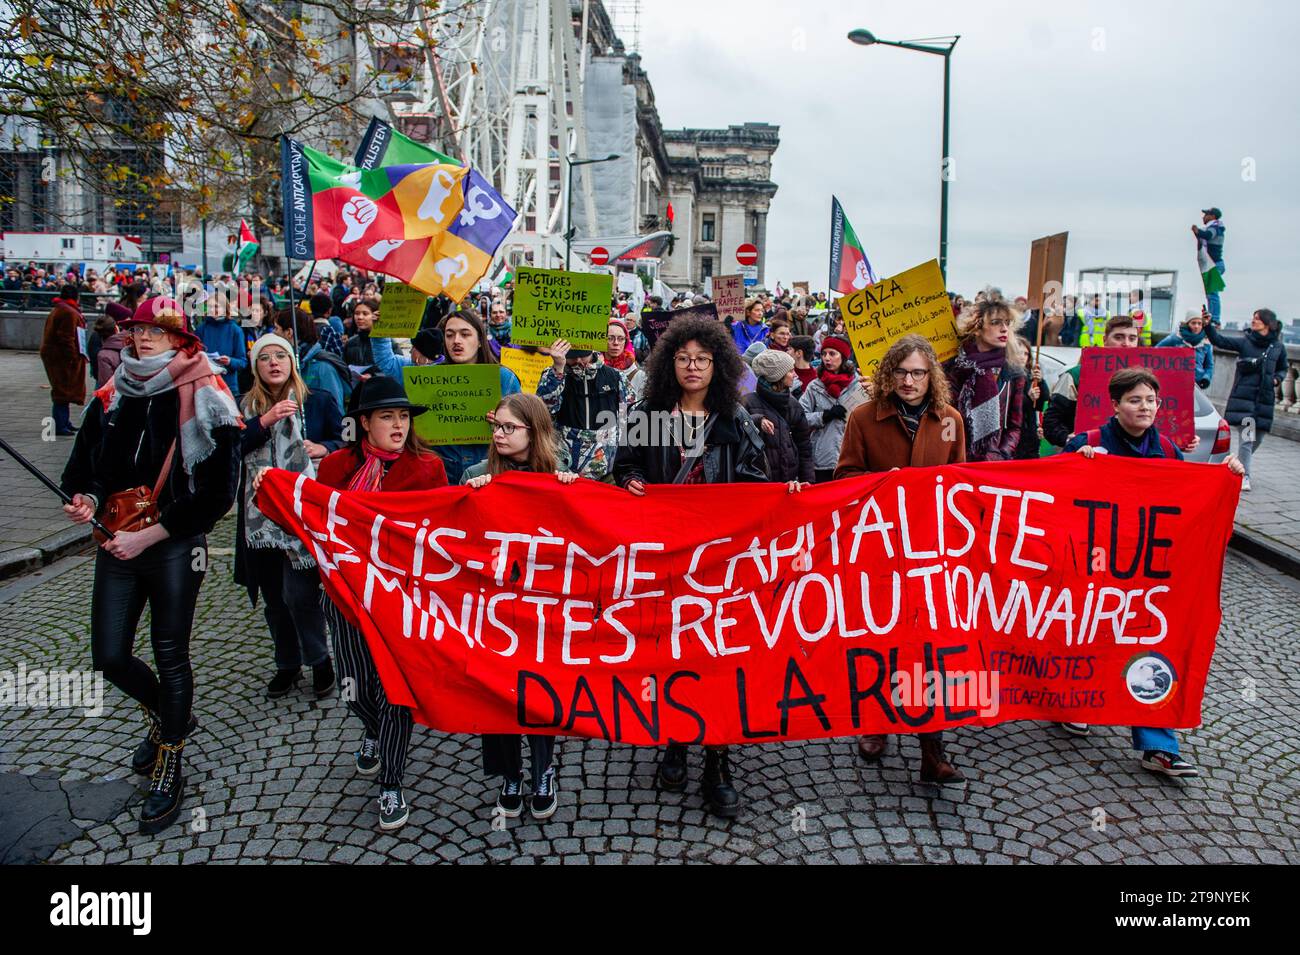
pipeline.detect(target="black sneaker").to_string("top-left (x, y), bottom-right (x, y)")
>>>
top-left (1141, 751), bottom-right (1199, 778)
top-left (530, 766), bottom-right (558, 820)
top-left (379, 787), bottom-right (409, 830)
top-left (312, 659), bottom-right (336, 698)
top-left (496, 773), bottom-right (525, 818)
top-left (266, 668), bottom-right (301, 699)
top-left (355, 737), bottom-right (381, 776)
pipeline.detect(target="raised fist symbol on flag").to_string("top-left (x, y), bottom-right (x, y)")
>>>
top-left (341, 196), bottom-right (378, 243)
top-left (852, 259), bottom-right (871, 290)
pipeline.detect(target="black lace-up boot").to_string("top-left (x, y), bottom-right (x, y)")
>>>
top-left (701, 747), bottom-right (740, 819)
top-left (139, 739), bottom-right (187, 835)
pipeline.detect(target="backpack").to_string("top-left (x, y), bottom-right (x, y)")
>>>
top-left (1084, 429), bottom-right (1178, 459)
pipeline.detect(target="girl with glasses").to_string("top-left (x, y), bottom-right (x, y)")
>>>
top-left (1064, 367), bottom-right (1242, 777)
top-left (614, 316), bottom-right (774, 819)
top-left (462, 393), bottom-right (578, 821)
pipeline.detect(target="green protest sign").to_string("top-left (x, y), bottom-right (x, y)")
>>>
top-left (403, 364), bottom-right (499, 446)
top-left (373, 282), bottom-right (429, 338)
top-left (511, 267), bottom-right (612, 349)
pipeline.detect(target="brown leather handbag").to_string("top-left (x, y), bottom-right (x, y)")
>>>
top-left (93, 441), bottom-right (177, 545)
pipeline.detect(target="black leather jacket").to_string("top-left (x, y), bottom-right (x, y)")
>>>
top-left (614, 400), bottom-right (770, 486)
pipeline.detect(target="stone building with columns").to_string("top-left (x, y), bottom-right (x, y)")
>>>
top-left (659, 123), bottom-right (780, 291)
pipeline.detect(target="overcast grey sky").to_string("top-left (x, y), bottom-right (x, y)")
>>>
top-left (633, 0), bottom-right (1300, 321)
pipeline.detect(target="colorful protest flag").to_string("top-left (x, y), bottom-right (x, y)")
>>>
top-left (257, 455), bottom-right (1238, 744)
top-left (829, 195), bottom-right (876, 295)
top-left (235, 219), bottom-right (259, 275)
top-left (1198, 241), bottom-right (1225, 294)
top-left (280, 135), bottom-right (516, 302)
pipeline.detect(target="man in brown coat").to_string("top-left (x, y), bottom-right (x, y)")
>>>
top-left (834, 333), bottom-right (968, 787)
top-left (39, 283), bottom-right (88, 435)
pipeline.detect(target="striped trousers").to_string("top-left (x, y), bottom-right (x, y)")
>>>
top-left (322, 598), bottom-right (413, 789)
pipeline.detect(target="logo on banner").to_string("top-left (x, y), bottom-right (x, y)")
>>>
top-left (1124, 652), bottom-right (1177, 705)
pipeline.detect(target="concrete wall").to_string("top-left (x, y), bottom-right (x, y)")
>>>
top-left (0, 313), bottom-right (46, 351)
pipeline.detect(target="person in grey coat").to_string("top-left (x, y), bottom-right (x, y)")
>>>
top-left (798, 335), bottom-right (866, 482)
top-left (1204, 306), bottom-right (1288, 489)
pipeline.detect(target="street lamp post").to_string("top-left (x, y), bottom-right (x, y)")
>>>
top-left (565, 153), bottom-right (621, 270)
top-left (847, 29), bottom-right (959, 280)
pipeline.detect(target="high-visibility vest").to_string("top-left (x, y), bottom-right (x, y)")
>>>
top-left (1129, 309), bottom-right (1152, 345)
top-left (1079, 307), bottom-right (1109, 347)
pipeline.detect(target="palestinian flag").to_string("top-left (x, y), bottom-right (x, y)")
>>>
top-left (828, 195), bottom-right (876, 295)
top-left (1197, 241), bottom-right (1225, 295)
top-left (235, 219), bottom-right (259, 275)
top-left (355, 116), bottom-right (460, 169)
top-left (280, 135), bottom-right (516, 302)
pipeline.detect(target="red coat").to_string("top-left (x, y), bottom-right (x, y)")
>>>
top-left (316, 445), bottom-right (448, 492)
top-left (39, 298), bottom-right (87, 404)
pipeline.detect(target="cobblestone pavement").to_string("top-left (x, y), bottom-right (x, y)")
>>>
top-left (0, 514), bottom-right (1296, 865)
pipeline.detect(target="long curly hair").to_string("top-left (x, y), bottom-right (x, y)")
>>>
top-left (955, 297), bottom-right (1027, 368)
top-left (643, 316), bottom-right (744, 416)
top-left (873, 334), bottom-right (952, 411)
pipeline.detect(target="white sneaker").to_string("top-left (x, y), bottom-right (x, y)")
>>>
top-left (1241, 477), bottom-right (1252, 491)
top-left (1061, 722), bottom-right (1090, 737)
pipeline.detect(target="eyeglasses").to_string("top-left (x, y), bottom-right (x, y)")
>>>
top-left (892, 368), bottom-right (930, 381)
top-left (257, 350), bottom-right (290, 363)
top-left (1121, 396), bottom-right (1161, 408)
top-left (986, 318), bottom-right (1013, 330)
top-left (129, 326), bottom-right (167, 339)
top-left (491, 421), bottom-right (530, 436)
top-left (674, 355), bottom-right (713, 369)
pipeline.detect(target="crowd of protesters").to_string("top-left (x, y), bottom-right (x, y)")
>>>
top-left (38, 253), bottom-right (1269, 836)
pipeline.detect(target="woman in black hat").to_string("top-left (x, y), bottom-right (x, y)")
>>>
top-left (311, 375), bottom-right (447, 830)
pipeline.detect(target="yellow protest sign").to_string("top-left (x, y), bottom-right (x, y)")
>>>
top-left (839, 259), bottom-right (956, 376)
top-left (372, 282), bottom-right (429, 338)
top-left (500, 346), bottom-right (553, 394)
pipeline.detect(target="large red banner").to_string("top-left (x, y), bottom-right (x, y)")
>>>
top-left (257, 457), bottom-right (1238, 746)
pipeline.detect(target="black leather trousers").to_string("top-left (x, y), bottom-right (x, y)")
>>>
top-left (91, 533), bottom-right (205, 742)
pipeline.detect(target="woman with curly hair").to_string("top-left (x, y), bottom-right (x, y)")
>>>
top-left (613, 315), bottom-right (776, 819)
top-left (942, 296), bottom-right (1027, 461)
top-left (835, 334), bottom-right (968, 787)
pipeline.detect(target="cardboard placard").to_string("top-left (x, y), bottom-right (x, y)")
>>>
top-left (1026, 232), bottom-right (1068, 312)
top-left (500, 346), bottom-right (552, 395)
top-left (641, 302), bottom-right (719, 350)
top-left (511, 267), bottom-right (613, 349)
top-left (373, 282), bottom-right (429, 338)
top-left (713, 274), bottom-right (746, 322)
top-left (402, 363), bottom-right (500, 446)
top-left (1074, 347), bottom-right (1196, 444)
top-left (793, 281), bottom-right (810, 297)
top-left (839, 259), bottom-right (956, 376)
